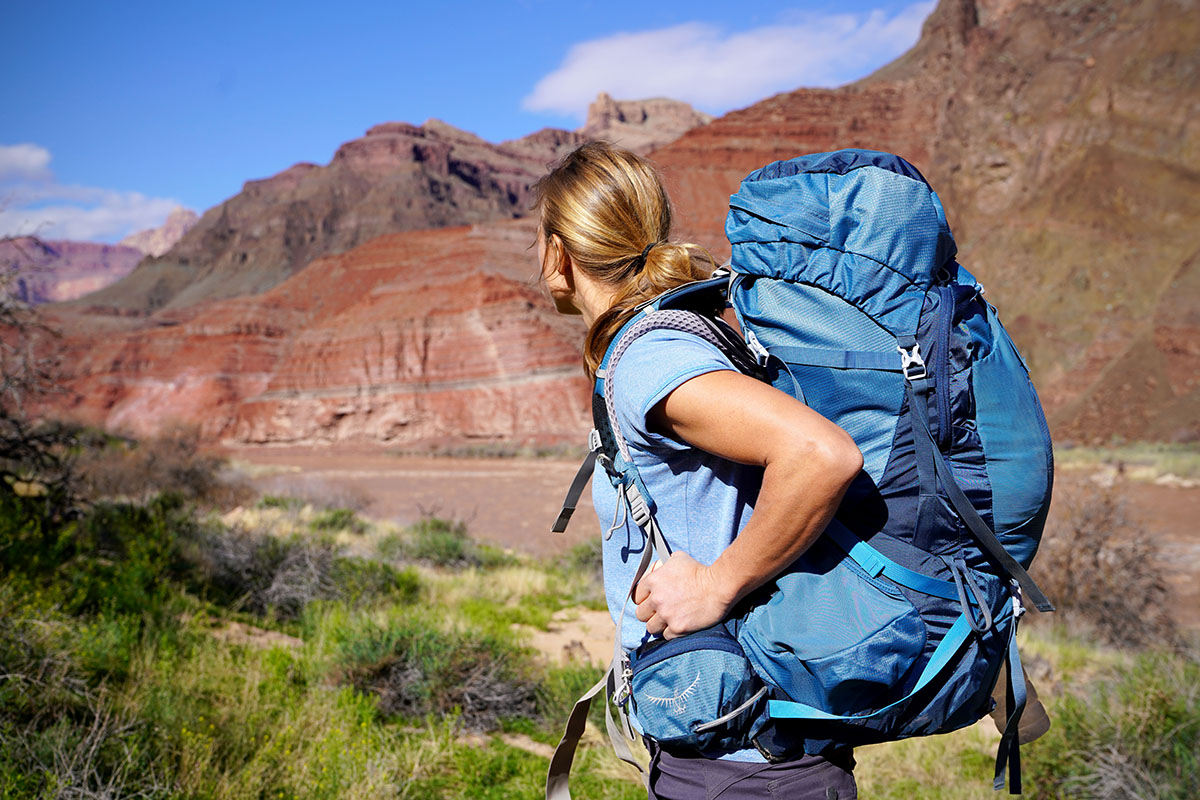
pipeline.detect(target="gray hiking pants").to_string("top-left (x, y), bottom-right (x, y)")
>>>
top-left (647, 744), bottom-right (857, 800)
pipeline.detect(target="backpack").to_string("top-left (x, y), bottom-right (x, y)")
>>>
top-left (546, 149), bottom-right (1054, 799)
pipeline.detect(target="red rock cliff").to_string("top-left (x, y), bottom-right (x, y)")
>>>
top-left (44, 219), bottom-right (590, 446)
top-left (651, 0), bottom-right (1200, 443)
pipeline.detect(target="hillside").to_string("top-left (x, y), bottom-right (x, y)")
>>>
top-left (1, 237), bottom-right (143, 305)
top-left (32, 0), bottom-right (1200, 446)
top-left (651, 0), bottom-right (1200, 443)
top-left (43, 219), bottom-right (590, 446)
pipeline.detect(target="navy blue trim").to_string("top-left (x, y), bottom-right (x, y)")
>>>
top-left (630, 628), bottom-right (745, 673)
top-left (744, 149), bottom-right (930, 186)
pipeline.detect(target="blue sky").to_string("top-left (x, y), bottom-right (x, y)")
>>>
top-left (1, 0), bottom-right (934, 242)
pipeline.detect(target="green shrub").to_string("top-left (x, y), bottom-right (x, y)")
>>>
top-left (408, 516), bottom-right (472, 565)
top-left (310, 507), bottom-right (366, 534)
top-left (339, 613), bottom-right (536, 731)
top-left (257, 494), bottom-right (303, 511)
top-left (1025, 648), bottom-right (1200, 799)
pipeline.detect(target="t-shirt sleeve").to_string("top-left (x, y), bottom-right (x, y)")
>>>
top-left (607, 328), bottom-right (736, 453)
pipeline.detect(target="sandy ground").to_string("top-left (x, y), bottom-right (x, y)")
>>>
top-left (222, 444), bottom-right (1198, 630)
top-left (222, 445), bottom-right (601, 558)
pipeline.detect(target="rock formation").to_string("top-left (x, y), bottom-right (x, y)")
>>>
top-left (650, 0), bottom-right (1200, 443)
top-left (1, 236), bottom-right (143, 304)
top-left (580, 93), bottom-right (713, 154)
top-left (41, 219), bottom-right (590, 446)
top-left (77, 121), bottom-right (588, 314)
top-left (31, 0), bottom-right (1199, 447)
top-left (118, 206), bottom-right (199, 257)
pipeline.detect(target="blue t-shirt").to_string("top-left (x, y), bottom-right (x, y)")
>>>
top-left (593, 328), bottom-right (766, 762)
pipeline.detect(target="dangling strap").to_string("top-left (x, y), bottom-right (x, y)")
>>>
top-left (552, 450), bottom-right (598, 533)
top-left (546, 512), bottom-right (669, 800)
top-left (900, 335), bottom-right (1054, 613)
top-left (993, 614), bottom-right (1027, 794)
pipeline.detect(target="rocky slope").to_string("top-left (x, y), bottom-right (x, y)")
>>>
top-left (41, 219), bottom-right (590, 446)
top-left (118, 206), bottom-right (199, 257)
top-left (76, 121), bottom-right (589, 314)
top-left (1, 237), bottom-right (144, 304)
top-left (32, 0), bottom-right (1198, 447)
top-left (651, 0), bottom-right (1199, 443)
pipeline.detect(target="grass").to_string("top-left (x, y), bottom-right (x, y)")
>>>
top-left (0, 487), bottom-right (631, 799)
top-left (2, 429), bottom-right (1195, 798)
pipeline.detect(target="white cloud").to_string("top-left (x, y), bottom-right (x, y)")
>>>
top-left (0, 143), bottom-right (182, 242)
top-left (0, 143), bottom-right (53, 182)
top-left (523, 2), bottom-right (935, 118)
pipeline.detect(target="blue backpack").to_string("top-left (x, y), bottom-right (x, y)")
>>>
top-left (547, 150), bottom-right (1054, 799)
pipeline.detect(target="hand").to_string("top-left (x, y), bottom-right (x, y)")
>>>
top-left (633, 552), bottom-right (732, 639)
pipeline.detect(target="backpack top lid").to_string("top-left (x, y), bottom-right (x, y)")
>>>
top-left (725, 150), bottom-right (958, 336)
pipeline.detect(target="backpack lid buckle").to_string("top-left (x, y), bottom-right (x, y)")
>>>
top-left (898, 342), bottom-right (927, 381)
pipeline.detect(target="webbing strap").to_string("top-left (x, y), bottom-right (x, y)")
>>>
top-left (907, 375), bottom-right (939, 530)
top-left (551, 450), bottom-right (598, 533)
top-left (546, 669), bottom-right (608, 800)
top-left (904, 381), bottom-right (1055, 613)
top-left (546, 511), bottom-right (667, 799)
top-left (824, 522), bottom-right (960, 602)
top-left (767, 613), bottom-right (977, 722)
top-left (993, 620), bottom-right (1027, 794)
top-left (770, 345), bottom-right (903, 372)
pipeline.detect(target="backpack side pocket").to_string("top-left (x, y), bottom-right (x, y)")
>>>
top-left (629, 624), bottom-right (763, 752)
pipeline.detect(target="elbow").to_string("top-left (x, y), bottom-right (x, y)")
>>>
top-left (776, 425), bottom-right (863, 492)
top-left (826, 429), bottom-right (864, 490)
top-left (804, 427), bottom-right (863, 491)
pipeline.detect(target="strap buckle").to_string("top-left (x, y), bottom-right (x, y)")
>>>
top-left (744, 328), bottom-right (770, 368)
top-left (625, 483), bottom-right (652, 529)
top-left (897, 342), bottom-right (927, 380)
top-left (587, 428), bottom-right (603, 453)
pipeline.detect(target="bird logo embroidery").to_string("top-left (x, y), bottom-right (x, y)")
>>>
top-left (643, 672), bottom-right (702, 715)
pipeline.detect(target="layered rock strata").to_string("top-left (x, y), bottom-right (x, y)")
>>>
top-left (42, 220), bottom-right (590, 446)
top-left (581, 93), bottom-right (713, 154)
top-left (77, 122), bottom-right (589, 314)
top-left (118, 206), bottom-right (199, 257)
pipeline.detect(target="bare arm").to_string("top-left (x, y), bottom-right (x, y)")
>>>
top-left (633, 369), bottom-right (863, 639)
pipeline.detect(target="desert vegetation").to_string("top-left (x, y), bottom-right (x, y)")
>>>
top-left (2, 424), bottom-right (1196, 799)
top-left (1, 273), bottom-right (1196, 800)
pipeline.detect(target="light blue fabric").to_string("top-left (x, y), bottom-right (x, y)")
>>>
top-left (593, 328), bottom-right (765, 762)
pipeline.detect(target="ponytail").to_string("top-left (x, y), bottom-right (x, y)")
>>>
top-left (532, 142), bottom-right (716, 379)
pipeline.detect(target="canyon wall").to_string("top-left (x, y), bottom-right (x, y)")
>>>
top-left (45, 219), bottom-right (590, 446)
top-left (651, 0), bottom-right (1199, 443)
top-left (31, 0), bottom-right (1200, 447)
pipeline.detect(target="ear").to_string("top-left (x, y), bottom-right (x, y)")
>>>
top-left (547, 233), bottom-right (575, 287)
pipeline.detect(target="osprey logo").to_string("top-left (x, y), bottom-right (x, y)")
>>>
top-left (642, 672), bottom-right (702, 714)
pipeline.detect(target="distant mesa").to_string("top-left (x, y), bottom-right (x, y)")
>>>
top-left (579, 93), bottom-right (713, 155)
top-left (0, 236), bottom-right (144, 305)
top-left (119, 206), bottom-right (199, 257)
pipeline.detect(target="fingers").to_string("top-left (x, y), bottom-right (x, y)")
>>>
top-left (643, 611), bottom-right (667, 638)
top-left (632, 560), bottom-right (662, 605)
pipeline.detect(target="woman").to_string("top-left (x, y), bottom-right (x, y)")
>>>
top-left (535, 142), bottom-right (863, 798)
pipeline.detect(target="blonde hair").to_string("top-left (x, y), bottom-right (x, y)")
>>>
top-left (532, 141), bottom-right (715, 379)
